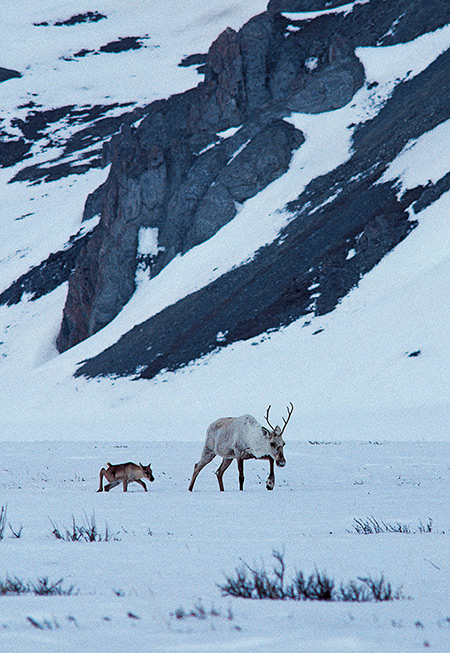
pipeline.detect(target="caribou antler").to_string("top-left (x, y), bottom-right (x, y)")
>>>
top-left (280, 402), bottom-right (294, 436)
top-left (265, 405), bottom-right (275, 431)
top-left (265, 403), bottom-right (294, 435)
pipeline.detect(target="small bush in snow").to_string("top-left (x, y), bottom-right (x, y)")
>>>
top-left (50, 513), bottom-right (120, 542)
top-left (9, 522), bottom-right (23, 538)
top-left (219, 550), bottom-right (404, 602)
top-left (0, 505), bottom-right (7, 541)
top-left (356, 576), bottom-right (400, 602)
top-left (27, 616), bottom-right (59, 630)
top-left (0, 577), bottom-right (28, 595)
top-left (292, 569), bottom-right (335, 601)
top-left (171, 601), bottom-right (233, 622)
top-left (33, 577), bottom-right (76, 596)
top-left (351, 517), bottom-right (433, 535)
top-left (418, 518), bottom-right (433, 533)
top-left (0, 576), bottom-right (76, 596)
top-left (0, 505), bottom-right (24, 539)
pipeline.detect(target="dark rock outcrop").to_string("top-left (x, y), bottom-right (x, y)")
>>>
top-left (3, 0), bottom-right (444, 378)
top-left (0, 136), bottom-right (31, 168)
top-left (56, 5), bottom-right (366, 353)
top-left (74, 3), bottom-right (450, 379)
top-left (34, 12), bottom-right (106, 27)
top-left (0, 67), bottom-right (21, 83)
top-left (0, 232), bottom-right (94, 307)
top-left (8, 103), bottom-right (142, 184)
top-left (268, 0), bottom-right (350, 11)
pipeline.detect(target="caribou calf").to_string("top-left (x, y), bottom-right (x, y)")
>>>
top-left (189, 404), bottom-right (293, 492)
top-left (97, 462), bottom-right (154, 492)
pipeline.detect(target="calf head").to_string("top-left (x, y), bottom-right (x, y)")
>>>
top-left (140, 463), bottom-right (155, 482)
top-left (264, 402), bottom-right (294, 467)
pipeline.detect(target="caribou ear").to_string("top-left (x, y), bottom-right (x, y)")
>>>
top-left (275, 426), bottom-right (281, 435)
top-left (262, 427), bottom-right (270, 437)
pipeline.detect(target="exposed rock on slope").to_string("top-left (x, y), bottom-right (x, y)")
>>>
top-left (76, 38), bottom-right (450, 379)
top-left (56, 7), bottom-right (365, 352)
top-left (0, 67), bottom-right (21, 83)
top-left (8, 0), bottom-right (449, 380)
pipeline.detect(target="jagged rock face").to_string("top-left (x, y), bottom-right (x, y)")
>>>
top-left (59, 0), bottom-right (450, 377)
top-left (56, 7), bottom-right (365, 352)
top-left (76, 39), bottom-right (450, 379)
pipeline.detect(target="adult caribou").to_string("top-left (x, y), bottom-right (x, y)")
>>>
top-left (188, 403), bottom-right (293, 491)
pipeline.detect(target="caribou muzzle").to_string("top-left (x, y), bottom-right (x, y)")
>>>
top-left (275, 450), bottom-right (286, 467)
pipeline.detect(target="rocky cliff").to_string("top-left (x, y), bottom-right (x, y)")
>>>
top-left (4, 0), bottom-right (450, 380)
top-left (55, 2), bottom-right (368, 353)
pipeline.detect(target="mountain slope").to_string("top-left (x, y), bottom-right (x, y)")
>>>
top-left (71, 0), bottom-right (450, 381)
top-left (0, 0), bottom-right (449, 442)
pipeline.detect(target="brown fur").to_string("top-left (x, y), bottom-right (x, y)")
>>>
top-left (97, 462), bottom-right (154, 492)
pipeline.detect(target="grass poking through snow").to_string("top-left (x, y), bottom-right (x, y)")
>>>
top-left (219, 550), bottom-right (404, 602)
top-left (0, 576), bottom-right (76, 596)
top-left (350, 517), bottom-right (433, 535)
top-left (50, 512), bottom-right (120, 542)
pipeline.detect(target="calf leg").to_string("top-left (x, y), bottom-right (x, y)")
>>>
top-left (266, 457), bottom-right (275, 491)
top-left (135, 479), bottom-right (147, 491)
top-left (104, 479), bottom-right (121, 492)
top-left (237, 458), bottom-right (245, 491)
top-left (97, 468), bottom-right (107, 492)
top-left (215, 458), bottom-right (233, 491)
top-left (188, 449), bottom-right (216, 491)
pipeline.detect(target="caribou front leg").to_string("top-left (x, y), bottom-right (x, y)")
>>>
top-left (237, 458), bottom-right (245, 491)
top-left (266, 456), bottom-right (275, 491)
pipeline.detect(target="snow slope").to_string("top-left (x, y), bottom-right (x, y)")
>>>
top-left (1, 6), bottom-right (450, 443)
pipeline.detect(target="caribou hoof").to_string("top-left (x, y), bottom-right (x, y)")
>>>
top-left (266, 481), bottom-right (274, 491)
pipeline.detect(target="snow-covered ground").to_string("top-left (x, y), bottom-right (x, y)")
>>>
top-left (1, 440), bottom-right (450, 652)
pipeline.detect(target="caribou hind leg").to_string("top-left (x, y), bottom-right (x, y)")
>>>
top-left (188, 449), bottom-right (216, 491)
top-left (215, 458), bottom-right (233, 491)
top-left (104, 479), bottom-right (121, 492)
top-left (97, 468), bottom-right (107, 492)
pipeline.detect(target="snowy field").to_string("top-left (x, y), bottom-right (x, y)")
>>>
top-left (1, 439), bottom-right (450, 651)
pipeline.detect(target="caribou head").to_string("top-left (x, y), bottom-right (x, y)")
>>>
top-left (263, 402), bottom-right (294, 467)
